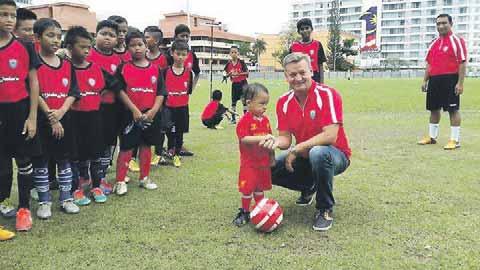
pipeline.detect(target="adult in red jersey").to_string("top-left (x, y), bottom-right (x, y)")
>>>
top-left (262, 53), bottom-right (351, 231)
top-left (289, 18), bottom-right (327, 83)
top-left (418, 14), bottom-right (467, 150)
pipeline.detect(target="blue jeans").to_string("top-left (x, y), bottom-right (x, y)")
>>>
top-left (272, 145), bottom-right (349, 210)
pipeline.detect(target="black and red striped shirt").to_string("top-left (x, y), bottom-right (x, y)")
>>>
top-left (224, 59), bottom-right (248, 83)
top-left (289, 40), bottom-right (326, 72)
top-left (166, 50), bottom-right (200, 75)
top-left (86, 47), bottom-right (123, 104)
top-left (147, 52), bottom-right (168, 70)
top-left (163, 66), bottom-right (193, 108)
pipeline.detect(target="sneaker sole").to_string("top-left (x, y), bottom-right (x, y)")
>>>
top-left (296, 196), bottom-right (314, 206)
top-left (312, 223), bottom-right (332, 231)
top-left (60, 208), bottom-right (80, 214)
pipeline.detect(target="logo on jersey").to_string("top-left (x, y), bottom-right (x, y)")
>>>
top-left (151, 76), bottom-right (157, 84)
top-left (310, 110), bottom-right (316, 120)
top-left (8, 59), bottom-right (17, 69)
top-left (443, 46), bottom-right (449, 53)
top-left (62, 78), bottom-right (69, 87)
top-left (250, 123), bottom-right (257, 131)
top-left (88, 78), bottom-right (96, 87)
top-left (310, 49), bottom-right (315, 56)
top-left (111, 64), bottom-right (117, 72)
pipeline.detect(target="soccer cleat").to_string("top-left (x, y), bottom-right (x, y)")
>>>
top-left (139, 177), bottom-right (158, 190)
top-left (36, 202), bottom-right (52, 219)
top-left (0, 226), bottom-right (15, 241)
top-left (60, 200), bottom-right (80, 214)
top-left (15, 208), bottom-right (32, 232)
top-left (313, 209), bottom-right (333, 231)
top-left (30, 188), bottom-right (39, 201)
top-left (233, 208), bottom-right (250, 227)
top-left (296, 191), bottom-right (315, 206)
top-left (115, 182), bottom-right (128, 196)
top-left (73, 189), bottom-right (91, 206)
top-left (417, 136), bottom-right (437, 145)
top-left (129, 159), bottom-right (140, 172)
top-left (215, 125), bottom-right (225, 130)
top-left (444, 140), bottom-right (460, 150)
top-left (173, 155), bottom-right (182, 168)
top-left (91, 187), bottom-right (107, 203)
top-left (179, 147), bottom-right (194, 157)
top-left (0, 198), bottom-right (17, 218)
top-left (100, 179), bottom-right (113, 195)
top-left (151, 154), bottom-right (160, 165)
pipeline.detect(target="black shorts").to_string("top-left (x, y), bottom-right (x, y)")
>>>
top-left (100, 103), bottom-right (120, 147)
top-left (426, 74), bottom-right (460, 112)
top-left (231, 80), bottom-right (248, 105)
top-left (71, 110), bottom-right (105, 161)
top-left (0, 98), bottom-right (41, 158)
top-left (312, 71), bottom-right (322, 83)
top-left (37, 112), bottom-right (74, 160)
top-left (119, 109), bottom-right (162, 150)
top-left (168, 105), bottom-right (189, 133)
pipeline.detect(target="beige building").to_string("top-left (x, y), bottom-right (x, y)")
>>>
top-left (28, 2), bottom-right (97, 34)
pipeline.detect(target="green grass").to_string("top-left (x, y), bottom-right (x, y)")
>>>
top-left (2, 78), bottom-right (480, 269)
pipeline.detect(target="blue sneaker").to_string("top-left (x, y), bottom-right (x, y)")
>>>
top-left (91, 188), bottom-right (107, 203)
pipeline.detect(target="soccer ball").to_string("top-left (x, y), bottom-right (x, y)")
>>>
top-left (250, 198), bottom-right (283, 233)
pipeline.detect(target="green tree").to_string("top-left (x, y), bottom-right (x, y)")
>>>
top-left (327, 0), bottom-right (353, 71)
top-left (251, 38), bottom-right (267, 64)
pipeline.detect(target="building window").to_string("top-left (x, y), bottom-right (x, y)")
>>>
top-left (303, 11), bottom-right (310, 17)
top-left (459, 7), bottom-right (467, 14)
top-left (411, 2), bottom-right (421, 8)
top-left (443, 0), bottom-right (452, 5)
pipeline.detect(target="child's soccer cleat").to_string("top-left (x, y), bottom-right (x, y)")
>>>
top-left (151, 154), bottom-right (160, 165)
top-left (139, 177), bottom-right (158, 190)
top-left (100, 179), bottom-right (113, 195)
top-left (15, 208), bottom-right (32, 232)
top-left (91, 188), bottom-right (107, 203)
top-left (173, 155), bottom-right (182, 168)
top-left (233, 208), bottom-right (250, 227)
top-left (0, 226), bottom-right (15, 241)
top-left (444, 140), bottom-right (460, 150)
top-left (73, 189), bottom-right (91, 206)
top-left (36, 202), bottom-right (52, 219)
top-left (158, 155), bottom-right (168, 166)
top-left (115, 182), bottom-right (128, 196)
top-left (0, 198), bottom-right (16, 218)
top-left (60, 200), bottom-right (80, 214)
top-left (417, 136), bottom-right (437, 145)
top-left (129, 159), bottom-right (140, 172)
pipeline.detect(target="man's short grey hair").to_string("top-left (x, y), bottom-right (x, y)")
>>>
top-left (282, 52), bottom-right (312, 69)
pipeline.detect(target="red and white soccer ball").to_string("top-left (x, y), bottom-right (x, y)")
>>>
top-left (250, 198), bottom-right (283, 233)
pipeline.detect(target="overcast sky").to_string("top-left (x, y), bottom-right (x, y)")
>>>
top-left (35, 0), bottom-right (291, 36)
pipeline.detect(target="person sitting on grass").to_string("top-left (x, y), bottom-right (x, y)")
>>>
top-left (201, 90), bottom-right (237, 129)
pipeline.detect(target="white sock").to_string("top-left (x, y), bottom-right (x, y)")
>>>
top-left (450, 126), bottom-right (460, 142)
top-left (429, 123), bottom-right (439, 139)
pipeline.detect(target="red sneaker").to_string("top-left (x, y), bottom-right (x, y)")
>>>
top-left (15, 208), bottom-right (32, 232)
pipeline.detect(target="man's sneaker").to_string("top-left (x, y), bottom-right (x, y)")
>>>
top-left (73, 189), bottom-right (91, 206)
top-left (115, 182), bottom-right (128, 196)
top-left (15, 208), bottom-right (32, 232)
top-left (296, 191), bottom-right (314, 206)
top-left (233, 208), bottom-right (250, 227)
top-left (444, 139), bottom-right (460, 150)
top-left (129, 159), bottom-right (140, 172)
top-left (173, 155), bottom-right (182, 167)
top-left (36, 202), bottom-right (52, 219)
top-left (313, 209), bottom-right (333, 231)
top-left (417, 136), bottom-right (437, 145)
top-left (0, 226), bottom-right (15, 241)
top-left (30, 188), bottom-right (39, 201)
top-left (60, 200), bottom-right (80, 214)
top-left (100, 179), bottom-right (113, 195)
top-left (179, 147), bottom-right (194, 157)
top-left (151, 154), bottom-right (160, 165)
top-left (139, 177), bottom-right (158, 190)
top-left (91, 187), bottom-right (107, 203)
top-left (0, 198), bottom-right (17, 218)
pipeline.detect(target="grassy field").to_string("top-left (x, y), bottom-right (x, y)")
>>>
top-left (1, 78), bottom-right (480, 269)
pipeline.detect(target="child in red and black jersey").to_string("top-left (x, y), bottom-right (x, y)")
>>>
top-left (114, 30), bottom-right (166, 196)
top-left (0, 0), bottom-right (42, 231)
top-left (144, 26), bottom-right (168, 70)
top-left (86, 20), bottom-right (122, 194)
top-left (108, 15), bottom-right (131, 63)
top-left (224, 45), bottom-right (249, 124)
top-left (163, 40), bottom-right (194, 168)
top-left (13, 8), bottom-right (36, 44)
top-left (201, 89), bottom-right (237, 129)
top-left (233, 83), bottom-right (276, 226)
top-left (65, 26), bottom-right (121, 206)
top-left (32, 18), bottom-right (80, 218)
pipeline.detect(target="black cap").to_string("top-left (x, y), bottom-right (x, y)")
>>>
top-left (297, 18), bottom-right (313, 31)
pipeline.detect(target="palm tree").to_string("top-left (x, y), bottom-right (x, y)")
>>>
top-left (252, 38), bottom-right (267, 64)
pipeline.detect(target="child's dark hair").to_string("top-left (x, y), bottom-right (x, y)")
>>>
top-left (125, 30), bottom-right (145, 46)
top-left (96, 19), bottom-right (118, 35)
top-left (107, 15), bottom-right (128, 25)
top-left (144, 25), bottom-right (163, 42)
top-left (65, 26), bottom-right (92, 47)
top-left (212, 90), bottom-right (222, 101)
top-left (243, 83), bottom-right (268, 104)
top-left (171, 39), bottom-right (189, 52)
top-left (174, 24), bottom-right (190, 37)
top-left (0, 0), bottom-right (16, 8)
top-left (33, 18), bottom-right (61, 36)
top-left (16, 8), bottom-right (37, 29)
